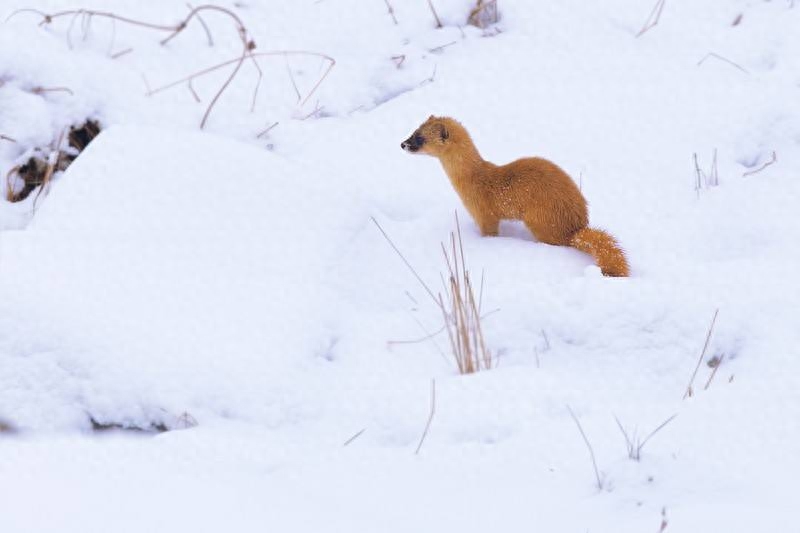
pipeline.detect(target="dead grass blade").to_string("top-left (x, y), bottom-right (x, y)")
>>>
top-left (567, 406), bottom-right (603, 490)
top-left (683, 308), bottom-right (719, 399)
top-left (415, 379), bottom-right (436, 454)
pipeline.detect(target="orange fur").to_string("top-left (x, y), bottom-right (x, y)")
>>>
top-left (401, 116), bottom-right (629, 277)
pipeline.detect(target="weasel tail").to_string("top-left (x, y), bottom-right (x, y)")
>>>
top-left (569, 227), bottom-right (629, 277)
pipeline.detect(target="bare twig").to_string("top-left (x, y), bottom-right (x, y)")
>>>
top-left (697, 53), bottom-right (750, 75)
top-left (256, 121), bottom-right (279, 139)
top-left (343, 427), bottom-right (367, 447)
top-left (567, 406), bottom-right (603, 490)
top-left (371, 216), bottom-right (440, 307)
top-left (10, 5), bottom-right (314, 129)
top-left (704, 353), bottom-right (725, 390)
top-left (201, 48), bottom-right (247, 128)
top-left (683, 308), bottom-right (719, 399)
top-left (636, 0), bottom-right (666, 38)
top-left (285, 55), bottom-right (302, 103)
top-left (187, 78), bottom-right (201, 102)
top-left (147, 51), bottom-right (336, 107)
top-left (415, 379), bottom-right (436, 454)
top-left (7, 8), bottom-right (177, 31)
top-left (30, 86), bottom-right (75, 96)
top-left (427, 0), bottom-right (443, 28)
top-left (0, 134), bottom-right (17, 143)
top-left (187, 3), bottom-right (215, 46)
top-left (383, 0), bottom-right (398, 25)
top-left (742, 151), bottom-right (777, 178)
top-left (637, 414), bottom-right (678, 456)
top-left (388, 324), bottom-right (447, 346)
top-left (111, 47), bottom-right (134, 59)
top-left (429, 41), bottom-right (457, 54)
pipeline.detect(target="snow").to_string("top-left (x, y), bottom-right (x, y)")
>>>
top-left (1, 0), bottom-right (800, 531)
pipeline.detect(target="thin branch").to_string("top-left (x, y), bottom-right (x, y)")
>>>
top-left (187, 78), bottom-right (202, 102)
top-left (637, 414), bottom-right (678, 455)
top-left (567, 406), bottom-right (603, 490)
top-left (248, 60), bottom-right (264, 112)
top-left (697, 52), bottom-right (750, 75)
top-left (415, 379), bottom-right (436, 455)
top-left (0, 134), bottom-right (17, 143)
top-left (343, 428), bottom-right (367, 447)
top-left (30, 86), bottom-right (74, 96)
top-left (7, 8), bottom-right (177, 31)
top-left (146, 51), bottom-right (336, 107)
top-left (160, 5), bottom-right (247, 47)
top-left (429, 40), bottom-right (457, 54)
top-left (742, 151), bottom-right (777, 178)
top-left (111, 47), bottom-right (134, 59)
top-left (371, 216), bottom-right (441, 308)
top-left (201, 48), bottom-right (247, 129)
top-left (388, 324), bottom-right (447, 347)
top-left (636, 0), bottom-right (666, 38)
top-left (285, 55), bottom-right (302, 103)
top-left (426, 0), bottom-right (443, 28)
top-left (256, 121), bottom-right (279, 139)
top-left (614, 415), bottom-right (635, 457)
top-left (187, 3), bottom-right (215, 46)
top-left (683, 308), bottom-right (719, 399)
top-left (383, 0), bottom-right (398, 25)
top-left (704, 354), bottom-right (725, 390)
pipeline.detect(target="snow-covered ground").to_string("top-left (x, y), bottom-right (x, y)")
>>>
top-left (1, 1), bottom-right (799, 531)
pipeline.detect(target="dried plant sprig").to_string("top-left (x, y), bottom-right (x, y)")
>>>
top-left (636, 0), bottom-right (666, 38)
top-left (683, 308), bottom-right (719, 399)
top-left (742, 151), bottom-right (777, 178)
top-left (567, 406), bottom-right (603, 490)
top-left (415, 379), bottom-right (436, 454)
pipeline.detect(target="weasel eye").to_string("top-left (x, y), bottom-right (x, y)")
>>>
top-left (414, 133), bottom-right (425, 145)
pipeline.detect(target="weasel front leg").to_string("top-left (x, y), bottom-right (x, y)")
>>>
top-left (476, 216), bottom-right (499, 237)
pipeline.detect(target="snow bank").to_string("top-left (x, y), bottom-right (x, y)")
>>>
top-left (0, 124), bottom-right (359, 430)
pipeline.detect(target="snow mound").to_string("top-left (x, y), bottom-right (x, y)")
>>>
top-left (0, 125), bottom-right (358, 430)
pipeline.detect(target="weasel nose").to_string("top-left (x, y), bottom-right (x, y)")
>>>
top-left (401, 141), bottom-right (408, 150)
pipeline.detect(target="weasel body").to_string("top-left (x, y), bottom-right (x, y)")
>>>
top-left (401, 116), bottom-right (629, 277)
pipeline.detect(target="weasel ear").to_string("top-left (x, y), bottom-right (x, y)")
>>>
top-left (438, 123), bottom-right (449, 141)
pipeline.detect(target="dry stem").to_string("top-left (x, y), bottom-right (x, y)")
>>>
top-left (697, 52), bottom-right (750, 75)
top-left (636, 0), bottom-right (666, 38)
top-left (683, 308), bottom-right (719, 399)
top-left (742, 151), bottom-right (777, 178)
top-left (427, 0), bottom-right (443, 28)
top-left (415, 379), bottom-right (436, 454)
top-left (567, 406), bottom-right (603, 490)
top-left (383, 0), bottom-right (398, 25)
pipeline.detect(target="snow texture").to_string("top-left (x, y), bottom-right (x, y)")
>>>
top-left (1, 0), bottom-right (799, 532)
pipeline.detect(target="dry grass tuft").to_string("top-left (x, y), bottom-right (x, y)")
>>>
top-left (5, 119), bottom-right (101, 204)
top-left (468, 0), bottom-right (499, 28)
top-left (438, 214), bottom-right (492, 374)
top-left (693, 150), bottom-right (719, 196)
top-left (372, 213), bottom-right (493, 375)
top-left (614, 413), bottom-right (677, 461)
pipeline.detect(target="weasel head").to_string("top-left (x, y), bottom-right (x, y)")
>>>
top-left (401, 116), bottom-right (464, 158)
